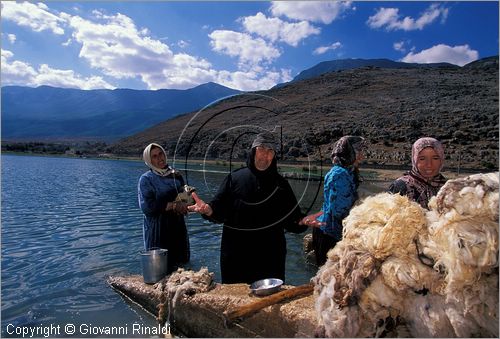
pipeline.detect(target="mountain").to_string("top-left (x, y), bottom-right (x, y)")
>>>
top-left (110, 56), bottom-right (498, 171)
top-left (462, 55), bottom-right (499, 69)
top-left (1, 82), bottom-right (240, 140)
top-left (274, 58), bottom-right (459, 88)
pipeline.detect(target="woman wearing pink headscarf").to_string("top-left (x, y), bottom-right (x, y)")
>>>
top-left (389, 137), bottom-right (447, 209)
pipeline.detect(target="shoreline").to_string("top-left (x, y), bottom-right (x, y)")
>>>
top-left (2, 151), bottom-right (486, 181)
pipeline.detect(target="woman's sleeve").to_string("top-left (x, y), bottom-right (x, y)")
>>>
top-left (138, 175), bottom-right (164, 216)
top-left (205, 174), bottom-right (232, 223)
top-left (282, 180), bottom-right (307, 233)
top-left (388, 179), bottom-right (407, 196)
top-left (328, 173), bottom-right (356, 221)
top-left (176, 172), bottom-right (186, 186)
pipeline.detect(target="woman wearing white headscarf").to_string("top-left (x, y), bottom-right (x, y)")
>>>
top-left (138, 143), bottom-right (190, 273)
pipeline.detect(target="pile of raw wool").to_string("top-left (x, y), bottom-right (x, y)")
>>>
top-left (313, 172), bottom-right (499, 338)
top-left (157, 267), bottom-right (215, 325)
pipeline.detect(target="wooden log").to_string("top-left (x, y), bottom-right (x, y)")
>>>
top-left (108, 275), bottom-right (163, 316)
top-left (107, 274), bottom-right (318, 337)
top-left (223, 283), bottom-right (314, 323)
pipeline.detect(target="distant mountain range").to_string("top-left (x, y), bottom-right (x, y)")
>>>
top-left (1, 57), bottom-right (496, 143)
top-left (1, 82), bottom-right (240, 140)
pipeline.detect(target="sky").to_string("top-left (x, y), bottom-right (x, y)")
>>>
top-left (1, 1), bottom-right (498, 92)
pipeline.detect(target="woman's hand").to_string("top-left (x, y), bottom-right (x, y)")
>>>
top-left (299, 211), bottom-right (325, 228)
top-left (173, 201), bottom-right (188, 215)
top-left (187, 192), bottom-right (213, 216)
top-left (166, 201), bottom-right (188, 215)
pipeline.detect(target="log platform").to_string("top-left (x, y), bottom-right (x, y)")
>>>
top-left (108, 275), bottom-right (317, 338)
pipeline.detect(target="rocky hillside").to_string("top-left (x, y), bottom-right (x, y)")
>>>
top-left (289, 58), bottom-right (457, 83)
top-left (110, 56), bottom-right (499, 171)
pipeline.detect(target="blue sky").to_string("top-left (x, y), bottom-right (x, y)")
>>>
top-left (1, 1), bottom-right (498, 91)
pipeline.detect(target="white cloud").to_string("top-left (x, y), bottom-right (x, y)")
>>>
top-left (7, 34), bottom-right (17, 44)
top-left (242, 13), bottom-right (281, 42)
top-left (241, 12), bottom-right (319, 47)
top-left (62, 38), bottom-right (72, 47)
top-left (1, 2), bottom-right (65, 35)
top-left (1, 49), bottom-right (37, 85)
top-left (177, 40), bottom-right (190, 48)
top-left (152, 53), bottom-right (217, 89)
top-left (63, 12), bottom-right (289, 90)
top-left (393, 41), bottom-right (406, 52)
top-left (68, 14), bottom-right (167, 79)
top-left (1, 50), bottom-right (14, 59)
top-left (280, 68), bottom-right (293, 83)
top-left (367, 4), bottom-right (448, 31)
top-left (216, 68), bottom-right (288, 91)
top-left (279, 21), bottom-right (319, 46)
top-left (64, 12), bottom-right (218, 89)
top-left (313, 42), bottom-right (342, 55)
top-left (270, 1), bottom-right (353, 24)
top-left (2, 5), bottom-right (292, 91)
top-left (209, 30), bottom-right (281, 67)
top-left (1, 49), bottom-right (114, 89)
top-left (36, 64), bottom-right (115, 89)
top-left (401, 44), bottom-right (478, 66)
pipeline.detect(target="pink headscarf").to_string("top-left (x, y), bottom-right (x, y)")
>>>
top-left (411, 137), bottom-right (445, 176)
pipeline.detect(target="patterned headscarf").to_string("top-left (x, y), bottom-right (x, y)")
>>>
top-left (411, 137), bottom-right (445, 176)
top-left (331, 136), bottom-right (366, 167)
top-left (142, 143), bottom-right (175, 177)
top-left (398, 137), bottom-right (446, 208)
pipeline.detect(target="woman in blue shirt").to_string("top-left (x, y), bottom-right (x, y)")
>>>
top-left (138, 143), bottom-right (190, 273)
top-left (301, 136), bottom-right (366, 266)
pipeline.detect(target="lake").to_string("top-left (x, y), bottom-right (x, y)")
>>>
top-left (1, 154), bottom-right (386, 337)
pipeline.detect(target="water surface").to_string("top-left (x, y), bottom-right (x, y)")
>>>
top-left (1, 154), bottom-right (385, 336)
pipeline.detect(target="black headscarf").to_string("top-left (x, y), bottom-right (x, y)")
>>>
top-left (251, 132), bottom-right (279, 151)
top-left (247, 132), bottom-right (279, 181)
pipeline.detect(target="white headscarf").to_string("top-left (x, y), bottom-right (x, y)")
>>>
top-left (142, 143), bottom-right (176, 177)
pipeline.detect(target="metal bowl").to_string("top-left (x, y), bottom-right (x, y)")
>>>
top-left (250, 278), bottom-right (283, 296)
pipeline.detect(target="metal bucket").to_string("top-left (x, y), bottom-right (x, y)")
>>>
top-left (140, 248), bottom-right (168, 284)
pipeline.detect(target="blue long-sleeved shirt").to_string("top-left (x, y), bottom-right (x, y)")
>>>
top-left (137, 170), bottom-right (190, 268)
top-left (317, 165), bottom-right (357, 239)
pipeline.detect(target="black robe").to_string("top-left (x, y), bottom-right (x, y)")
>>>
top-left (207, 149), bottom-right (306, 284)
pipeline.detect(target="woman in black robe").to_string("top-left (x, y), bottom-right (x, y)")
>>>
top-left (189, 133), bottom-right (307, 284)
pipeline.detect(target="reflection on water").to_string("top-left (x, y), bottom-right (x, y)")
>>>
top-left (1, 155), bottom-right (386, 336)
